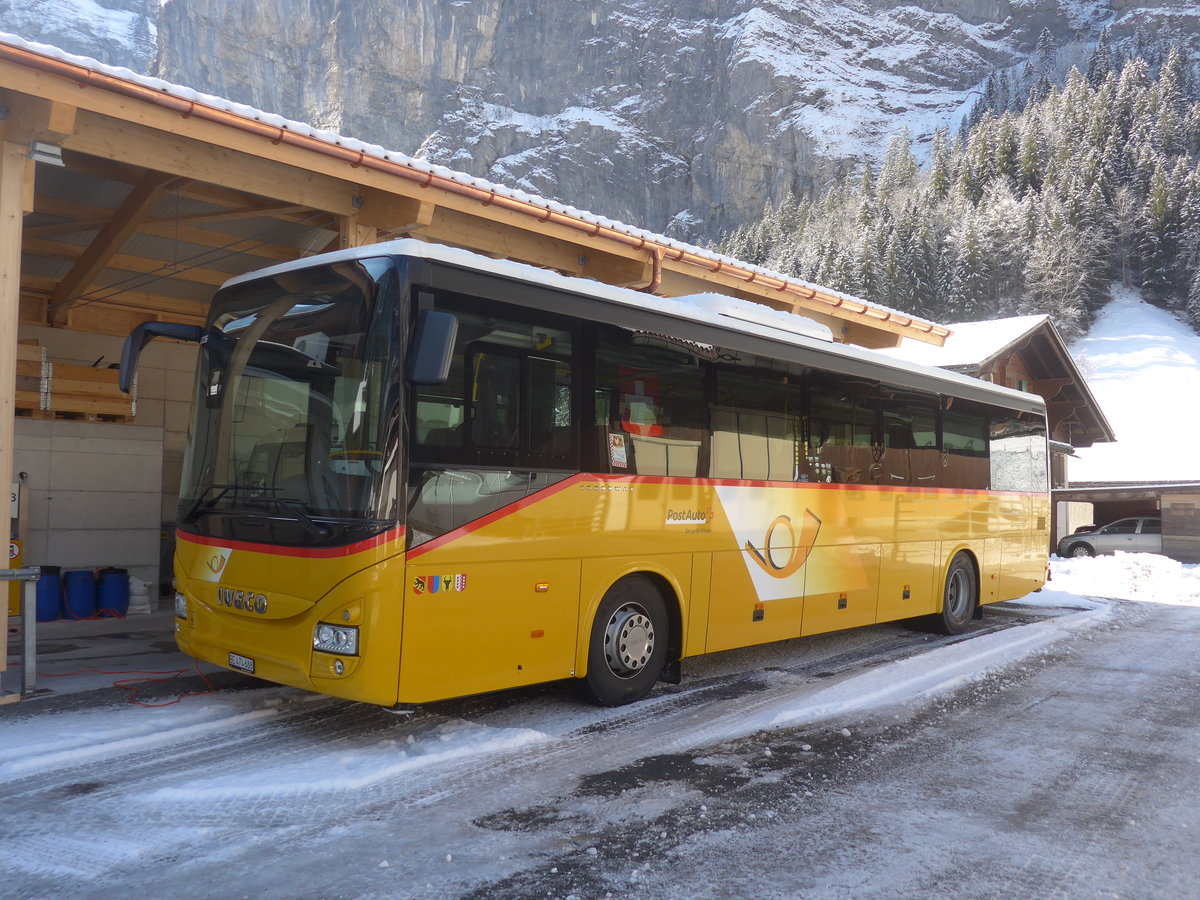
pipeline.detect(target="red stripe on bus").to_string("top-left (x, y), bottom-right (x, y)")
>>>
top-left (178, 526), bottom-right (405, 559)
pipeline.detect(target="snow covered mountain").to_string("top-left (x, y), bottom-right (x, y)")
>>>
top-left (4, 0), bottom-right (1199, 240)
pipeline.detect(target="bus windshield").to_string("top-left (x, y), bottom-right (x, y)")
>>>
top-left (178, 258), bottom-right (399, 544)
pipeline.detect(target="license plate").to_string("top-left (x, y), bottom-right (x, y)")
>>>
top-left (228, 652), bottom-right (255, 674)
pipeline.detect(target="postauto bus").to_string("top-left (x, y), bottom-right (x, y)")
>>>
top-left (121, 240), bottom-right (1049, 707)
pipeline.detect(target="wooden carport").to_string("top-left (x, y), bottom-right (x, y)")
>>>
top-left (0, 34), bottom-right (951, 618)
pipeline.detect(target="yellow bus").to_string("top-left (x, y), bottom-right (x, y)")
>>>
top-left (121, 240), bottom-right (1049, 708)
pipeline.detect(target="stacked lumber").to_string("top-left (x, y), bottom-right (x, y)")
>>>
top-left (12, 342), bottom-right (136, 422)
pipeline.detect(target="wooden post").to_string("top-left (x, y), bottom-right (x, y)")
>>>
top-left (0, 140), bottom-right (31, 677)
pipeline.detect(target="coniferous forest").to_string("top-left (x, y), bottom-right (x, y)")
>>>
top-left (716, 35), bottom-right (1200, 338)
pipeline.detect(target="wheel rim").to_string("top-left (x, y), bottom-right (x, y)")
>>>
top-left (946, 567), bottom-right (970, 620)
top-left (603, 602), bottom-right (655, 678)
top-left (1070, 545), bottom-right (1091, 558)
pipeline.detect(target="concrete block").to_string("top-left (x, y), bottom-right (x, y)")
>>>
top-left (134, 398), bottom-right (166, 429)
top-left (137, 370), bottom-right (168, 402)
top-left (50, 452), bottom-right (163, 494)
top-left (165, 367), bottom-right (198, 400)
top-left (13, 431), bottom-right (52, 453)
top-left (46, 528), bottom-right (159, 571)
top-left (14, 419), bottom-right (52, 440)
top-left (48, 420), bottom-right (136, 441)
top-left (48, 433), bottom-right (163, 457)
top-left (47, 490), bottom-right (162, 531)
top-left (18, 530), bottom-right (49, 566)
top-left (143, 341), bottom-right (199, 373)
top-left (164, 400), bottom-right (193, 433)
top-left (12, 451), bottom-right (51, 492)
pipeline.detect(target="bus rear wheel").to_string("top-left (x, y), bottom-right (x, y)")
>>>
top-left (934, 553), bottom-right (977, 635)
top-left (580, 576), bottom-right (668, 707)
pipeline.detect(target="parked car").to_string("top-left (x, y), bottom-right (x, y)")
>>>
top-left (1057, 516), bottom-right (1162, 557)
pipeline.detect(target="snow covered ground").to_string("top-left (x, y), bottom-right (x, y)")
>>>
top-left (1068, 284), bottom-right (1200, 483)
top-left (4, 553), bottom-right (1200, 899)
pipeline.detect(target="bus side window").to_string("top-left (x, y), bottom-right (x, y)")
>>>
top-left (989, 409), bottom-right (1047, 492)
top-left (880, 389), bottom-right (939, 486)
top-left (471, 350), bottom-right (521, 449)
top-left (594, 328), bottom-right (706, 477)
top-left (942, 401), bottom-right (989, 490)
top-left (710, 362), bottom-right (807, 482)
top-left (411, 292), bottom-right (576, 470)
top-left (807, 375), bottom-right (877, 484)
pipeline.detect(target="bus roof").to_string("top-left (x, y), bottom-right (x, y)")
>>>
top-left (222, 239), bottom-right (1044, 415)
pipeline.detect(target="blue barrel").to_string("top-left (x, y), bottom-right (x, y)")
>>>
top-left (63, 569), bottom-right (97, 619)
top-left (35, 567), bottom-right (63, 622)
top-left (97, 568), bottom-right (129, 617)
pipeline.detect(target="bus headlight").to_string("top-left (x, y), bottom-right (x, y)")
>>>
top-left (175, 592), bottom-right (188, 620)
top-left (313, 623), bottom-right (359, 656)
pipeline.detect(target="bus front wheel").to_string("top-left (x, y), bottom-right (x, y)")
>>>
top-left (580, 576), bottom-right (668, 707)
top-left (934, 553), bottom-right (977, 635)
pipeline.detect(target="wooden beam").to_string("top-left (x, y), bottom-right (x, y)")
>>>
top-left (357, 190), bottom-right (436, 234)
top-left (28, 194), bottom-right (310, 261)
top-left (337, 213), bottom-right (378, 250)
top-left (0, 92), bottom-right (76, 144)
top-left (65, 110), bottom-right (361, 217)
top-left (22, 274), bottom-right (208, 317)
top-left (1028, 377), bottom-right (1073, 400)
top-left (25, 236), bottom-right (235, 289)
top-left (1046, 400), bottom-right (1085, 427)
top-left (1, 141), bottom-right (28, 620)
top-left (48, 170), bottom-right (178, 324)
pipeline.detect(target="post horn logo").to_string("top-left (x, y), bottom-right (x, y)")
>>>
top-left (745, 509), bottom-right (822, 578)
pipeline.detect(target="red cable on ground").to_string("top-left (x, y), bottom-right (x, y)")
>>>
top-left (4, 657), bottom-right (217, 706)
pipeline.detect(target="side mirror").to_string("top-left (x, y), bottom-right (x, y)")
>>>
top-left (120, 322), bottom-right (204, 393)
top-left (408, 310), bottom-right (457, 385)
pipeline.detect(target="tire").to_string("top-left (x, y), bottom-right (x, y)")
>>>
top-left (580, 576), bottom-right (669, 707)
top-left (1069, 543), bottom-right (1095, 558)
top-left (934, 553), bottom-right (977, 635)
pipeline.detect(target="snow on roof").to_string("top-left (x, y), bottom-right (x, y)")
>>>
top-left (224, 238), bottom-right (1040, 413)
top-left (0, 29), bottom-right (947, 337)
top-left (879, 315), bottom-right (1049, 369)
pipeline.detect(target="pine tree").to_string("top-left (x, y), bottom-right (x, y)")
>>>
top-left (928, 127), bottom-right (954, 200)
top-left (1138, 164), bottom-right (1180, 301)
top-left (878, 128), bottom-right (919, 200)
top-left (1035, 28), bottom-right (1057, 79)
top-left (1186, 270), bottom-right (1200, 329)
top-left (1087, 29), bottom-right (1115, 87)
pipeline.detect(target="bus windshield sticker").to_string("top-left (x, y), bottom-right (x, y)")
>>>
top-left (608, 433), bottom-right (628, 468)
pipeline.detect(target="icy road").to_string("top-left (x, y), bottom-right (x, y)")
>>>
top-left (4, 554), bottom-right (1200, 900)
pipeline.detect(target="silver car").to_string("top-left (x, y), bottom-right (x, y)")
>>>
top-left (1057, 516), bottom-right (1162, 557)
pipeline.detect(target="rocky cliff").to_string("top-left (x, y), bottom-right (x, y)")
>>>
top-left (5, 0), bottom-right (1199, 241)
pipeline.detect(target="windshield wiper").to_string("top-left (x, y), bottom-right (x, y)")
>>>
top-left (275, 497), bottom-right (330, 537)
top-left (182, 483), bottom-right (239, 524)
top-left (244, 495), bottom-right (330, 537)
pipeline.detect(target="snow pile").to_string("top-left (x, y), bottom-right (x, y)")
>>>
top-left (1051, 552), bottom-right (1200, 606)
top-left (1069, 285), bottom-right (1200, 482)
